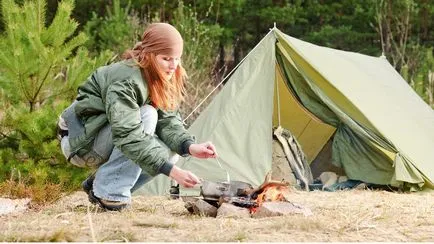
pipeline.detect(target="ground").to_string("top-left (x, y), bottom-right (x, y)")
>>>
top-left (0, 189), bottom-right (433, 242)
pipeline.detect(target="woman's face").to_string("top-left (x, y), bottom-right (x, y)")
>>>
top-left (155, 54), bottom-right (181, 80)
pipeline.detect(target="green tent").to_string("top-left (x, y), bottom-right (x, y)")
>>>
top-left (136, 27), bottom-right (434, 196)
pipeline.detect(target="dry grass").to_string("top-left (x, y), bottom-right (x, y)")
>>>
top-left (0, 189), bottom-right (433, 242)
top-left (0, 180), bottom-right (64, 207)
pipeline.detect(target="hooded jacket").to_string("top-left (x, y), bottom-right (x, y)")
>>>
top-left (68, 60), bottom-right (195, 176)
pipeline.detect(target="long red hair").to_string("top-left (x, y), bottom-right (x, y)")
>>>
top-left (122, 50), bottom-right (187, 111)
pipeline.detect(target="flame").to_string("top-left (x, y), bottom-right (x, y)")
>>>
top-left (250, 185), bottom-right (290, 213)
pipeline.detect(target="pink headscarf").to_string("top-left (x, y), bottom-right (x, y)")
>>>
top-left (133, 23), bottom-right (183, 57)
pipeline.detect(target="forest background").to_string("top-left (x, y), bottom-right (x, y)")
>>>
top-left (0, 0), bottom-right (433, 206)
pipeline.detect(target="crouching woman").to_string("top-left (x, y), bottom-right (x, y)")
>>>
top-left (57, 23), bottom-right (217, 211)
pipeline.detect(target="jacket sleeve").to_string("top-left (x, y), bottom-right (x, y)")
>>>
top-left (155, 109), bottom-right (196, 157)
top-left (105, 79), bottom-right (174, 177)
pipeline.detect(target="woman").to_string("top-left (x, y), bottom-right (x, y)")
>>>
top-left (58, 23), bottom-right (217, 211)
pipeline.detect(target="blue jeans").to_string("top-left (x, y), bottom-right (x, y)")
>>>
top-left (60, 103), bottom-right (178, 202)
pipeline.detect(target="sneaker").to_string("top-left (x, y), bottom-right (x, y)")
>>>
top-left (82, 174), bottom-right (129, 211)
top-left (82, 174), bottom-right (97, 204)
top-left (88, 190), bottom-right (129, 211)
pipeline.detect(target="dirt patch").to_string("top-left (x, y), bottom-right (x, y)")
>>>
top-left (0, 189), bottom-right (433, 242)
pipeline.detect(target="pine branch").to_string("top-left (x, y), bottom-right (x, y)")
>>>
top-left (18, 72), bottom-right (33, 104)
top-left (41, 90), bottom-right (69, 101)
top-left (0, 131), bottom-right (20, 142)
top-left (16, 128), bottom-right (34, 145)
top-left (32, 63), bottom-right (54, 108)
top-left (35, 0), bottom-right (47, 34)
top-left (45, 0), bottom-right (77, 47)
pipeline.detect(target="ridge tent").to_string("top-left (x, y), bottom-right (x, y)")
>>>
top-left (136, 27), bottom-right (434, 196)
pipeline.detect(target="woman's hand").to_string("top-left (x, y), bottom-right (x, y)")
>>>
top-left (169, 166), bottom-right (200, 188)
top-left (189, 141), bottom-right (217, 159)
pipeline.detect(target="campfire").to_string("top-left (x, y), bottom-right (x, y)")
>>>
top-left (182, 173), bottom-right (312, 218)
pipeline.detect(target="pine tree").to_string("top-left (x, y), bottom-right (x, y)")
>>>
top-left (0, 0), bottom-right (87, 112)
top-left (0, 0), bottom-right (113, 198)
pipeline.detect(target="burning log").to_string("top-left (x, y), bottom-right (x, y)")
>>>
top-left (251, 184), bottom-right (291, 212)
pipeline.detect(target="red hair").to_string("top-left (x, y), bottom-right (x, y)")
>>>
top-left (122, 51), bottom-right (187, 111)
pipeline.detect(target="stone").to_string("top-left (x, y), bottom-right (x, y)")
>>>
top-left (188, 199), bottom-right (218, 217)
top-left (252, 201), bottom-right (313, 218)
top-left (216, 203), bottom-right (251, 219)
top-left (184, 201), bottom-right (195, 214)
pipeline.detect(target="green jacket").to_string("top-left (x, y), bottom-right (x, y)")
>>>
top-left (69, 60), bottom-right (195, 176)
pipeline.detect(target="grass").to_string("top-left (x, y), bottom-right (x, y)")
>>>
top-left (0, 179), bottom-right (64, 207)
top-left (0, 189), bottom-right (433, 242)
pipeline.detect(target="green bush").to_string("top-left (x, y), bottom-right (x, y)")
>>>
top-left (0, 99), bottom-right (89, 194)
